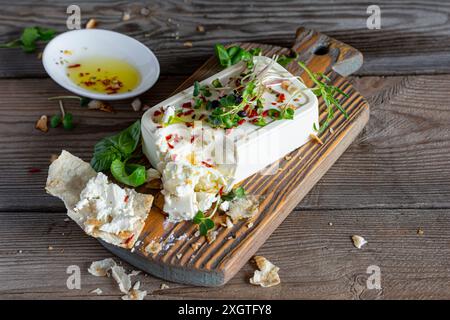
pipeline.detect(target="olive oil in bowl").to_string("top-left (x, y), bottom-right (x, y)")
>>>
top-left (66, 57), bottom-right (141, 95)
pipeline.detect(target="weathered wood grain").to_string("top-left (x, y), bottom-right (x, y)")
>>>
top-left (1, 75), bottom-right (449, 212)
top-left (1, 209), bottom-right (449, 299)
top-left (1, 0), bottom-right (450, 77)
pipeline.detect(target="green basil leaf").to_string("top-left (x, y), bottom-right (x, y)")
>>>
top-left (36, 27), bottom-right (56, 41)
top-left (116, 120), bottom-right (141, 155)
top-left (214, 44), bottom-right (230, 67)
top-left (110, 159), bottom-right (147, 187)
top-left (91, 147), bottom-right (122, 172)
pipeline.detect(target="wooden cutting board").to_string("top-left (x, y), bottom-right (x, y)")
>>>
top-left (101, 27), bottom-right (369, 286)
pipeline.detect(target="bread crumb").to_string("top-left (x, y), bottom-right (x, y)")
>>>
top-left (86, 18), bottom-right (97, 29)
top-left (122, 11), bottom-right (131, 21)
top-left (183, 41), bottom-right (193, 48)
top-left (417, 228), bottom-right (424, 235)
top-left (309, 133), bottom-right (323, 145)
top-left (90, 288), bottom-right (103, 295)
top-left (351, 235), bottom-right (367, 249)
top-left (160, 283), bottom-right (169, 290)
top-left (145, 240), bottom-right (162, 255)
top-left (35, 115), bottom-right (48, 132)
top-left (249, 256), bottom-right (280, 287)
top-left (196, 25), bottom-right (205, 32)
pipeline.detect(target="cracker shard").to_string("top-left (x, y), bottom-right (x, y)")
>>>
top-left (249, 256), bottom-right (280, 288)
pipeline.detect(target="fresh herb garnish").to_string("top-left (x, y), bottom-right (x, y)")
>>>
top-left (91, 120), bottom-right (147, 187)
top-left (297, 61), bottom-right (349, 133)
top-left (62, 113), bottom-right (74, 130)
top-left (50, 115), bottom-right (61, 128)
top-left (214, 44), bottom-right (261, 68)
top-left (1, 27), bottom-right (56, 53)
top-left (221, 186), bottom-right (246, 201)
top-left (276, 52), bottom-right (299, 68)
top-left (193, 210), bottom-right (215, 236)
top-left (110, 159), bottom-right (147, 187)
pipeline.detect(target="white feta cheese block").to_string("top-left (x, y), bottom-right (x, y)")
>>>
top-left (141, 56), bottom-right (318, 221)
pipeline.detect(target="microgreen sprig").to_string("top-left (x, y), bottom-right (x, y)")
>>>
top-left (193, 211), bottom-right (215, 236)
top-left (297, 61), bottom-right (349, 134)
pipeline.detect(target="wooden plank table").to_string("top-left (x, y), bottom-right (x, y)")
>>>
top-left (1, 0), bottom-right (450, 299)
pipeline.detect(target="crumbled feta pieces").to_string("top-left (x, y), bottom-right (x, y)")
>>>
top-left (111, 265), bottom-right (132, 294)
top-left (249, 256), bottom-right (280, 288)
top-left (122, 281), bottom-right (147, 300)
top-left (160, 283), bottom-right (170, 290)
top-left (226, 195), bottom-right (259, 223)
top-left (351, 235), bottom-right (367, 249)
top-left (146, 168), bottom-right (161, 182)
top-left (88, 258), bottom-right (117, 277)
top-left (206, 230), bottom-right (218, 244)
top-left (145, 240), bottom-right (162, 255)
top-left (90, 288), bottom-right (103, 295)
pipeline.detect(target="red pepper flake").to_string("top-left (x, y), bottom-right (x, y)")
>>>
top-left (219, 186), bottom-right (224, 196)
top-left (201, 161), bottom-right (213, 168)
top-left (185, 122), bottom-right (193, 127)
top-left (28, 168), bottom-right (41, 173)
top-left (238, 119), bottom-right (246, 125)
top-left (182, 102), bottom-right (192, 109)
top-left (293, 98), bottom-right (300, 102)
top-left (124, 234), bottom-right (134, 245)
top-left (248, 109), bottom-right (258, 118)
top-left (68, 64), bottom-right (81, 68)
top-left (124, 195), bottom-right (129, 203)
top-left (271, 102), bottom-right (277, 106)
top-left (190, 136), bottom-right (195, 143)
top-left (262, 110), bottom-right (269, 117)
top-left (199, 114), bottom-right (206, 121)
top-left (165, 134), bottom-right (172, 141)
top-left (153, 110), bottom-right (162, 117)
top-left (277, 93), bottom-right (286, 103)
top-left (79, 73), bottom-right (84, 77)
top-left (167, 142), bottom-right (174, 149)
top-left (156, 125), bottom-right (163, 129)
top-left (183, 109), bottom-right (194, 116)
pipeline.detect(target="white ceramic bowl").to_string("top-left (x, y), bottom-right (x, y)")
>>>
top-left (42, 29), bottom-right (160, 100)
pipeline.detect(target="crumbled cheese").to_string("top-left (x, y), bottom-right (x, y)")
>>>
top-left (88, 258), bottom-right (117, 277)
top-left (90, 288), bottom-right (103, 295)
top-left (145, 240), bottom-right (162, 255)
top-left (131, 98), bottom-right (142, 111)
top-left (249, 256), bottom-right (280, 288)
top-left (111, 265), bottom-right (132, 294)
top-left (146, 168), bottom-right (161, 182)
top-left (122, 281), bottom-right (147, 300)
top-left (226, 195), bottom-right (259, 223)
top-left (219, 201), bottom-right (230, 212)
top-left (206, 230), bottom-right (218, 244)
top-left (351, 235), bottom-right (367, 249)
top-left (160, 283), bottom-right (170, 290)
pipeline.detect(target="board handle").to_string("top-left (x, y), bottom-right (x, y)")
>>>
top-left (292, 27), bottom-right (363, 77)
